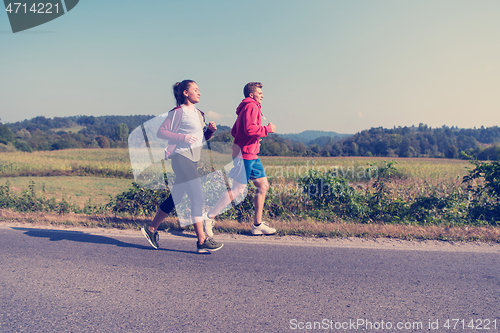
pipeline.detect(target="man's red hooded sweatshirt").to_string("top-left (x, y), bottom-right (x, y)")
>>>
top-left (231, 97), bottom-right (273, 160)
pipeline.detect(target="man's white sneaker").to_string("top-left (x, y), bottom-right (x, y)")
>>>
top-left (252, 222), bottom-right (276, 235)
top-left (202, 212), bottom-right (215, 238)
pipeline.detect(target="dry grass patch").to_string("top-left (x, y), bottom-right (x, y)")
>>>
top-left (0, 209), bottom-right (142, 229)
top-left (0, 209), bottom-right (185, 231)
top-left (2, 209), bottom-right (499, 243)
top-left (212, 218), bottom-right (500, 243)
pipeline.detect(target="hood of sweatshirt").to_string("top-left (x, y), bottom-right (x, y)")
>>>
top-left (236, 97), bottom-right (260, 115)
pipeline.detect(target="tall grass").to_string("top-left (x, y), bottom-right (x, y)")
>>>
top-left (217, 159), bottom-right (499, 226)
top-left (3, 176), bottom-right (133, 207)
top-left (2, 149), bottom-right (497, 228)
top-left (0, 149), bottom-right (133, 178)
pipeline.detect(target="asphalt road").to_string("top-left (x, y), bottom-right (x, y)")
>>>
top-left (1, 225), bottom-right (499, 332)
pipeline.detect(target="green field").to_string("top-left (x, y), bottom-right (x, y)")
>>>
top-left (2, 176), bottom-right (133, 207)
top-left (1, 149), bottom-right (470, 180)
top-left (261, 156), bottom-right (469, 181)
top-left (0, 149), bottom-right (133, 178)
top-left (1, 149), bottom-right (471, 202)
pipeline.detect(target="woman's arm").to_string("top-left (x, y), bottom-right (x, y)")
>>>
top-left (204, 121), bottom-right (217, 140)
top-left (157, 111), bottom-right (186, 142)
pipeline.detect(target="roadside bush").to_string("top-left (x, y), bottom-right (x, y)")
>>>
top-left (463, 158), bottom-right (500, 223)
top-left (105, 182), bottom-right (169, 216)
top-left (295, 159), bottom-right (498, 226)
top-left (299, 169), bottom-right (366, 220)
top-left (464, 158), bottom-right (500, 201)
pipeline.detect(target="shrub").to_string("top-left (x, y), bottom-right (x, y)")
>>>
top-left (463, 157), bottom-right (500, 223)
top-left (105, 182), bottom-right (169, 216)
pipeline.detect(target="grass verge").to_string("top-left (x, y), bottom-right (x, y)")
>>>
top-left (1, 209), bottom-right (499, 243)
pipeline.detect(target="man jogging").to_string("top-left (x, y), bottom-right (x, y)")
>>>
top-left (203, 82), bottom-right (277, 236)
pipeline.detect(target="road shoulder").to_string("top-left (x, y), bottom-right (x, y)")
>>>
top-left (2, 220), bottom-right (499, 253)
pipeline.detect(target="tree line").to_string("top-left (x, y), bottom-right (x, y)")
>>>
top-left (0, 115), bottom-right (153, 152)
top-left (1, 117), bottom-right (499, 160)
top-left (259, 124), bottom-right (500, 160)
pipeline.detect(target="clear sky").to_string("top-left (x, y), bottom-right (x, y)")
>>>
top-left (1, 0), bottom-right (499, 134)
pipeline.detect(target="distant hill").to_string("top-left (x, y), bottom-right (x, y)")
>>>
top-left (216, 125), bottom-right (231, 132)
top-left (1, 115), bottom-right (234, 152)
top-left (2, 116), bottom-right (499, 160)
top-left (277, 130), bottom-right (352, 144)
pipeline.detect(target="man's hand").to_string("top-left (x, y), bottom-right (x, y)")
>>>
top-left (208, 121), bottom-right (217, 132)
top-left (268, 123), bottom-right (276, 133)
top-left (184, 135), bottom-right (198, 144)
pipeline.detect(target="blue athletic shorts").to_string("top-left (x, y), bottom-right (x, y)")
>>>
top-left (228, 158), bottom-right (266, 184)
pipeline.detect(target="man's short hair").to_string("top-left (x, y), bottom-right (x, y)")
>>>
top-left (244, 82), bottom-right (263, 98)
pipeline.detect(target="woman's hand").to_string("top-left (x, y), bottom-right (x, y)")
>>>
top-left (208, 121), bottom-right (217, 132)
top-left (184, 135), bottom-right (198, 144)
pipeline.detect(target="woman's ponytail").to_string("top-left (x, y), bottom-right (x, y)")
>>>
top-left (173, 80), bottom-right (195, 106)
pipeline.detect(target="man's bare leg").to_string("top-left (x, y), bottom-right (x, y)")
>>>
top-left (252, 177), bottom-right (269, 225)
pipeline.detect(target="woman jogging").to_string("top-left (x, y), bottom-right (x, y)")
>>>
top-left (141, 80), bottom-right (223, 253)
